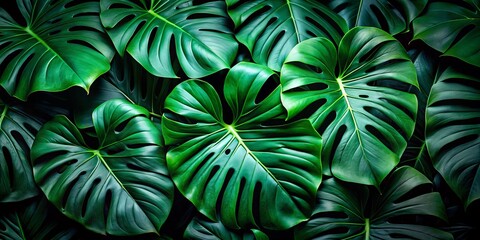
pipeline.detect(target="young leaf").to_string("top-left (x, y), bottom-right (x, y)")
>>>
top-left (31, 99), bottom-right (174, 236)
top-left (0, 0), bottom-right (114, 100)
top-left (226, 0), bottom-right (347, 72)
top-left (100, 0), bottom-right (238, 78)
top-left (281, 27), bottom-right (418, 187)
top-left (426, 65), bottom-right (480, 209)
top-left (162, 62), bottom-right (322, 230)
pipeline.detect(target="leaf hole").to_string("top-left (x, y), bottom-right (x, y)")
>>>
top-left (67, 39), bottom-right (96, 50)
top-left (104, 147), bottom-right (123, 155)
top-left (62, 171), bottom-right (87, 209)
top-left (430, 98), bottom-right (480, 110)
top-left (318, 110), bottom-right (337, 134)
top-left (56, 159), bottom-right (78, 174)
top-left (312, 7), bottom-right (345, 39)
top-left (186, 13), bottom-right (215, 20)
top-left (190, 152), bottom-right (215, 184)
top-left (114, 14), bottom-right (136, 29)
top-left (252, 181), bottom-right (262, 224)
top-left (225, 149), bottom-right (231, 155)
top-left (48, 18), bottom-right (62, 24)
top-left (359, 94), bottom-right (369, 98)
top-left (443, 77), bottom-right (480, 90)
top-left (0, 41), bottom-right (12, 51)
top-left (235, 177), bottom-right (246, 219)
top-left (126, 163), bottom-right (148, 172)
top-left (291, 98), bottom-right (327, 122)
top-left (255, 75), bottom-right (279, 104)
top-left (304, 82), bottom-right (328, 91)
top-left (306, 30), bottom-right (316, 38)
top-left (380, 97), bottom-right (415, 121)
top-left (35, 150), bottom-right (69, 165)
top-left (203, 165), bottom-right (220, 197)
top-left (393, 183), bottom-right (432, 204)
top-left (2, 147), bottom-right (14, 189)
top-left (23, 122), bottom-right (38, 136)
top-left (82, 178), bottom-right (101, 217)
top-left (330, 125), bottom-right (347, 161)
top-left (147, 27), bottom-right (158, 51)
top-left (114, 119), bottom-right (130, 134)
top-left (72, 12), bottom-right (98, 18)
top-left (104, 189), bottom-right (112, 224)
top-left (370, 4), bottom-right (389, 31)
top-left (11, 130), bottom-right (30, 155)
top-left (127, 143), bottom-right (154, 149)
top-left (48, 29), bottom-right (62, 36)
top-left (108, 3), bottom-right (131, 9)
top-left (305, 16), bottom-right (334, 41)
top-left (240, 5), bottom-right (272, 31)
top-left (359, 44), bottom-right (385, 63)
top-left (365, 124), bottom-right (395, 151)
top-left (438, 134), bottom-right (478, 157)
top-left (332, 2), bottom-right (349, 13)
top-left (365, 59), bottom-right (406, 73)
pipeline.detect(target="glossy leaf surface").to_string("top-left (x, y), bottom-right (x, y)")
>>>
top-left (0, 100), bottom-right (41, 202)
top-left (163, 62), bottom-right (322, 230)
top-left (326, 0), bottom-right (427, 34)
top-left (227, 0), bottom-right (347, 71)
top-left (281, 27), bottom-right (418, 186)
top-left (31, 99), bottom-right (173, 236)
top-left (426, 65), bottom-right (480, 209)
top-left (184, 216), bottom-right (267, 240)
top-left (100, 0), bottom-right (238, 78)
top-left (296, 166), bottom-right (452, 240)
top-left (0, 0), bottom-right (114, 100)
top-left (413, 1), bottom-right (480, 67)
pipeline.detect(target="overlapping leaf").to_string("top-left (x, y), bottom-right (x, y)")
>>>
top-left (413, 1), bottom-right (480, 67)
top-left (227, 0), bottom-right (347, 71)
top-left (162, 62), bottom-right (322, 230)
top-left (281, 27), bottom-right (418, 187)
top-left (31, 99), bottom-right (173, 236)
top-left (184, 216), bottom-right (267, 240)
top-left (0, 100), bottom-right (41, 202)
top-left (326, 0), bottom-right (427, 34)
top-left (0, 0), bottom-right (114, 100)
top-left (295, 166), bottom-right (452, 240)
top-left (100, 0), bottom-right (238, 78)
top-left (426, 65), bottom-right (480, 209)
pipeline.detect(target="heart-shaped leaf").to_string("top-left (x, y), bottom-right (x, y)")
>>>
top-left (100, 0), bottom-right (238, 78)
top-left (0, 196), bottom-right (79, 240)
top-left (326, 0), bottom-right (427, 34)
top-left (426, 65), bottom-right (480, 209)
top-left (413, 1), bottom-right (480, 67)
top-left (280, 27), bottom-right (418, 187)
top-left (0, 99), bottom-right (41, 202)
top-left (295, 166), bottom-right (452, 240)
top-left (31, 99), bottom-right (174, 236)
top-left (0, 0), bottom-right (114, 100)
top-left (226, 0), bottom-right (347, 72)
top-left (162, 62), bottom-right (322, 230)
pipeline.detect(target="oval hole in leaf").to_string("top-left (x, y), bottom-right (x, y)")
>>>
top-left (11, 130), bottom-right (30, 155)
top-left (2, 146), bottom-right (14, 188)
top-left (216, 168), bottom-right (235, 214)
top-left (62, 171), bottom-right (87, 209)
top-left (82, 178), bottom-right (102, 217)
top-left (255, 76), bottom-right (278, 104)
top-left (252, 181), bottom-right (262, 224)
top-left (318, 111), bottom-right (337, 134)
top-left (56, 159), bottom-right (78, 174)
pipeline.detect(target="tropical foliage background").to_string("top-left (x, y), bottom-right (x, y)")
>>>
top-left (0, 0), bottom-right (479, 239)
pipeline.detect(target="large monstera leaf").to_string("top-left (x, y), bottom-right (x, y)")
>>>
top-left (184, 216), bottom-right (268, 240)
top-left (281, 27), bottom-right (418, 187)
top-left (73, 55), bottom-right (178, 129)
top-left (0, 196), bottom-right (79, 240)
top-left (326, 0), bottom-right (427, 35)
top-left (426, 65), bottom-right (480, 209)
top-left (162, 62), bottom-right (322, 230)
top-left (0, 0), bottom-right (114, 101)
top-left (295, 166), bottom-right (452, 240)
top-left (100, 0), bottom-right (238, 78)
top-left (31, 99), bottom-right (174, 236)
top-left (226, 0), bottom-right (347, 72)
top-left (0, 100), bottom-right (41, 202)
top-left (413, 1), bottom-right (480, 67)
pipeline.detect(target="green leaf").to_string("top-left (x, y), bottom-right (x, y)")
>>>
top-left (162, 62), bottom-right (322, 230)
top-left (226, 0), bottom-right (347, 71)
top-left (0, 99), bottom-right (41, 202)
top-left (295, 166), bottom-right (452, 240)
top-left (280, 27), bottom-right (418, 187)
top-left (326, 0), bottom-right (427, 34)
top-left (31, 99), bottom-right (174, 236)
top-left (73, 55), bottom-right (178, 129)
top-left (100, 0), bottom-right (238, 78)
top-left (184, 216), bottom-right (267, 240)
top-left (0, 0), bottom-right (114, 101)
top-left (400, 49), bottom-right (439, 180)
top-left (0, 196), bottom-right (79, 240)
top-left (426, 65), bottom-right (480, 209)
top-left (413, 1), bottom-right (480, 67)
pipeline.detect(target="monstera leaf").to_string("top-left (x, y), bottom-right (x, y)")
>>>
top-left (426, 65), bottom-right (480, 209)
top-left (184, 216), bottom-right (268, 240)
top-left (0, 0), bottom-right (114, 100)
top-left (326, 0), bottom-right (427, 34)
top-left (413, 1), bottom-right (480, 67)
top-left (73, 55), bottom-right (178, 129)
top-left (31, 99), bottom-right (174, 236)
top-left (226, 0), bottom-right (347, 71)
top-left (0, 196), bottom-right (79, 240)
top-left (295, 166), bottom-right (452, 240)
top-left (100, 0), bottom-right (238, 78)
top-left (280, 27), bottom-right (418, 187)
top-left (400, 49), bottom-right (439, 180)
top-left (0, 99), bottom-right (41, 202)
top-left (162, 62), bottom-right (322, 230)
